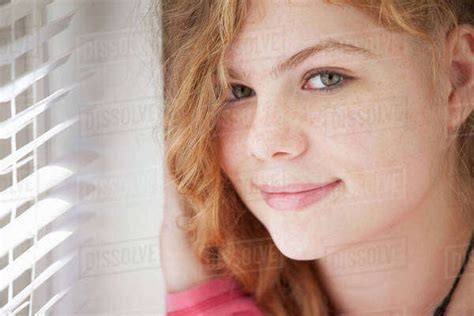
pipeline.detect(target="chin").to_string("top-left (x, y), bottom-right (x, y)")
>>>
top-left (268, 228), bottom-right (326, 261)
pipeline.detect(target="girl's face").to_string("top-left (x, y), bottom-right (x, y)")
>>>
top-left (216, 0), bottom-right (451, 260)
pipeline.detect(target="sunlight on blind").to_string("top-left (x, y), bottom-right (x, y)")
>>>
top-left (0, 0), bottom-right (95, 314)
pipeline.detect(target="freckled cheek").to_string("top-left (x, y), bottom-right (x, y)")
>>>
top-left (216, 106), bottom-right (255, 133)
top-left (218, 137), bottom-right (239, 168)
top-left (216, 124), bottom-right (248, 181)
top-left (216, 107), bottom-right (255, 164)
top-left (217, 137), bottom-right (262, 206)
top-left (309, 97), bottom-right (419, 168)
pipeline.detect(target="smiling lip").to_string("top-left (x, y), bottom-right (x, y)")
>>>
top-left (259, 180), bottom-right (341, 211)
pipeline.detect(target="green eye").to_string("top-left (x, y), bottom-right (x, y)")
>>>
top-left (320, 73), bottom-right (342, 86)
top-left (302, 69), bottom-right (353, 93)
top-left (231, 85), bottom-right (254, 100)
top-left (307, 72), bottom-right (344, 90)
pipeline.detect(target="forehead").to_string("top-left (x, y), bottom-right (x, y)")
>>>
top-left (225, 0), bottom-right (411, 78)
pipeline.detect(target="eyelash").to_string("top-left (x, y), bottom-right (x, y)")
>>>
top-left (226, 68), bottom-right (353, 105)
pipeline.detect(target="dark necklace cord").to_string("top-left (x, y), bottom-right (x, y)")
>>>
top-left (433, 231), bottom-right (474, 316)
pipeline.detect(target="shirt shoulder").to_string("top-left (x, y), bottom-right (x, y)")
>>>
top-left (165, 276), bottom-right (266, 316)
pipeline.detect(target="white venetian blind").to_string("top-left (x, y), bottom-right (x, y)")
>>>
top-left (0, 0), bottom-right (94, 314)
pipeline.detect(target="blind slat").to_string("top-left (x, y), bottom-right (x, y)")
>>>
top-left (0, 155), bottom-right (33, 175)
top-left (0, 230), bottom-right (73, 291)
top-left (36, 286), bottom-right (71, 315)
top-left (0, 52), bottom-right (70, 103)
top-left (0, 11), bottom-right (74, 66)
top-left (0, 197), bottom-right (72, 258)
top-left (0, 115), bottom-right (78, 174)
top-left (0, 0), bottom-right (53, 28)
top-left (0, 162), bottom-right (76, 216)
top-left (0, 87), bottom-right (71, 139)
top-left (0, 253), bottom-right (75, 313)
top-left (12, 300), bottom-right (30, 314)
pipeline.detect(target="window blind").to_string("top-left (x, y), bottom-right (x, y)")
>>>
top-left (0, 0), bottom-right (92, 314)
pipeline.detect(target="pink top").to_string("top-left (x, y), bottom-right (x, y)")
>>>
top-left (165, 276), bottom-right (266, 316)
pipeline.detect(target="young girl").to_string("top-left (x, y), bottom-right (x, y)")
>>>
top-left (156, 0), bottom-right (474, 315)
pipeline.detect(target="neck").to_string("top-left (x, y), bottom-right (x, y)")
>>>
top-left (313, 166), bottom-right (474, 315)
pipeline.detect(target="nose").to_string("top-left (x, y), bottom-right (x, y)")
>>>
top-left (246, 98), bottom-right (308, 161)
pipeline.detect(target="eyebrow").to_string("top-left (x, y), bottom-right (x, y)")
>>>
top-left (227, 39), bottom-right (380, 81)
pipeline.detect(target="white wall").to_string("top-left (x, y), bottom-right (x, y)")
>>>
top-left (46, 0), bottom-right (166, 314)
